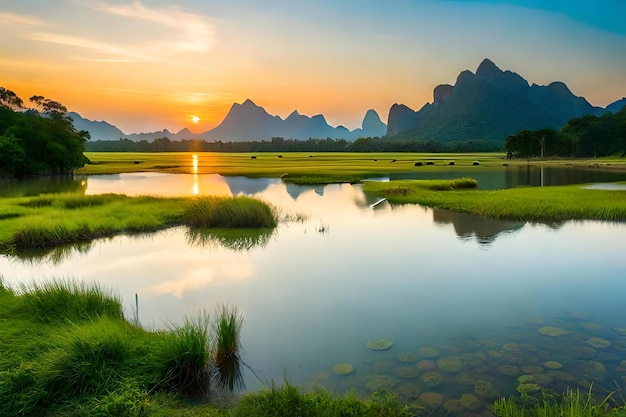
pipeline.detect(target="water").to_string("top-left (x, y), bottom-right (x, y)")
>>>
top-left (2, 169), bottom-right (626, 411)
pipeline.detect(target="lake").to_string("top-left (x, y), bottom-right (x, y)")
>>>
top-left (2, 166), bottom-right (626, 412)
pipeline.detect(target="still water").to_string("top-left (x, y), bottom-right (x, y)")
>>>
top-left (2, 169), bottom-right (626, 411)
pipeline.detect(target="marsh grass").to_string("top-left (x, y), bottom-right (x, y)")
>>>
top-left (281, 172), bottom-right (374, 185)
top-left (493, 388), bottom-right (624, 417)
top-left (184, 196), bottom-right (277, 228)
top-left (0, 193), bottom-right (278, 252)
top-left (157, 313), bottom-right (212, 399)
top-left (364, 179), bottom-right (626, 222)
top-left (233, 379), bottom-right (413, 417)
top-left (18, 279), bottom-right (124, 323)
top-left (213, 305), bottom-right (244, 392)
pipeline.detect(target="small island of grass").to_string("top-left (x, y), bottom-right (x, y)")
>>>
top-left (0, 193), bottom-right (277, 254)
top-left (363, 178), bottom-right (626, 222)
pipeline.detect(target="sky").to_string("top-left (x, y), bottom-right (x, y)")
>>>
top-left (1, 0), bottom-right (625, 134)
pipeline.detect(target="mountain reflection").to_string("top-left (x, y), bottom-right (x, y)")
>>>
top-left (285, 183), bottom-right (325, 199)
top-left (222, 176), bottom-right (275, 196)
top-left (185, 228), bottom-right (275, 252)
top-left (432, 208), bottom-right (525, 246)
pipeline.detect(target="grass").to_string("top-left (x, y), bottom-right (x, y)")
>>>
top-left (232, 379), bottom-right (414, 417)
top-left (212, 305), bottom-right (244, 392)
top-left (0, 277), bottom-right (417, 416)
top-left (0, 193), bottom-right (278, 252)
top-left (363, 178), bottom-right (626, 222)
top-left (183, 196), bottom-right (277, 228)
top-left (493, 388), bottom-right (626, 417)
top-left (78, 151), bottom-right (626, 177)
top-left (281, 172), bottom-right (376, 185)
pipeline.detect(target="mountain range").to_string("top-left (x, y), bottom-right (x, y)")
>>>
top-left (387, 58), bottom-right (623, 143)
top-left (70, 101), bottom-right (387, 142)
top-left (71, 58), bottom-right (624, 144)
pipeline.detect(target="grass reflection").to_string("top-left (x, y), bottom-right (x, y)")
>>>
top-left (186, 228), bottom-right (274, 252)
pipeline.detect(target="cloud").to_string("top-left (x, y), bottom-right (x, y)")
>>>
top-left (16, 1), bottom-right (216, 62)
top-left (93, 0), bottom-right (216, 54)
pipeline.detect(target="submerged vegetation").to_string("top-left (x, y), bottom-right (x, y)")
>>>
top-left (0, 193), bottom-right (278, 253)
top-left (364, 178), bottom-right (626, 222)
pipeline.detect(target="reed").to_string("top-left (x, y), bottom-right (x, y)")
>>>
top-left (183, 196), bottom-right (277, 228)
top-left (156, 313), bottom-right (212, 398)
top-left (212, 304), bottom-right (244, 392)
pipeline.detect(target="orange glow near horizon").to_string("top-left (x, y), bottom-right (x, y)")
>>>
top-left (1, 2), bottom-right (625, 134)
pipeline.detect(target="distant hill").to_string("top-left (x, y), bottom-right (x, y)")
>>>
top-left (606, 98), bottom-right (626, 113)
top-left (71, 101), bottom-right (386, 142)
top-left (387, 58), bottom-right (609, 144)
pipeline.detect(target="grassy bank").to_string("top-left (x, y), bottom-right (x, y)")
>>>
top-left (0, 193), bottom-right (277, 253)
top-left (0, 278), bottom-right (414, 416)
top-left (363, 179), bottom-right (626, 222)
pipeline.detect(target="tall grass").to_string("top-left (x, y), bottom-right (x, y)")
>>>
top-left (183, 196), bottom-right (277, 228)
top-left (18, 279), bottom-right (124, 323)
top-left (156, 313), bottom-right (213, 399)
top-left (213, 305), bottom-right (244, 392)
top-left (493, 388), bottom-right (621, 417)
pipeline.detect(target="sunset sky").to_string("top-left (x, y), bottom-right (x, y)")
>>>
top-left (2, 0), bottom-right (625, 134)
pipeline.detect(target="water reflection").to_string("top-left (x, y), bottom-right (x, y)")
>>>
top-left (11, 241), bottom-right (95, 264)
top-left (222, 176), bottom-right (276, 196)
top-left (0, 175), bottom-right (87, 197)
top-left (186, 228), bottom-right (275, 252)
top-left (432, 209), bottom-right (525, 247)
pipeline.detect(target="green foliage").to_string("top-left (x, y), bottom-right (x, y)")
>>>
top-left (0, 89), bottom-right (90, 177)
top-left (505, 107), bottom-right (626, 158)
top-left (183, 196), bottom-right (277, 228)
top-left (281, 172), bottom-right (369, 185)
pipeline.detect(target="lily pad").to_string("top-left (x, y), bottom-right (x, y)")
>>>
top-left (418, 346), bottom-right (440, 358)
top-left (538, 326), bottom-right (570, 337)
top-left (332, 363), bottom-right (354, 375)
top-left (587, 337), bottom-right (611, 348)
top-left (366, 338), bottom-right (393, 351)
top-left (613, 327), bottom-right (626, 336)
top-left (543, 361), bottom-right (562, 370)
top-left (397, 351), bottom-right (418, 363)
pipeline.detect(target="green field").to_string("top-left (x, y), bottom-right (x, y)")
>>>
top-left (79, 152), bottom-right (626, 177)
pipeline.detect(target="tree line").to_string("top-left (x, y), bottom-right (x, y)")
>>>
top-left (504, 107), bottom-right (626, 159)
top-left (0, 87), bottom-right (90, 177)
top-left (85, 136), bottom-right (501, 153)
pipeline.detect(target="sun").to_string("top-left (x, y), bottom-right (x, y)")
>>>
top-left (191, 115), bottom-right (200, 124)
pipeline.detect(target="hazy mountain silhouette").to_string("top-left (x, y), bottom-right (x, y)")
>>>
top-left (387, 58), bottom-right (608, 144)
top-left (606, 98), bottom-right (626, 113)
top-left (72, 101), bottom-right (386, 142)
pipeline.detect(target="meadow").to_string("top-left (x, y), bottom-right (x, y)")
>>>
top-left (79, 151), bottom-right (626, 177)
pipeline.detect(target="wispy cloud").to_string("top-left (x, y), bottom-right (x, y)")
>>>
top-left (12, 1), bottom-right (216, 62)
top-left (93, 1), bottom-right (216, 55)
top-left (0, 11), bottom-right (48, 27)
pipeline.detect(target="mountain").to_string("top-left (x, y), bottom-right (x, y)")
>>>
top-left (387, 58), bottom-right (607, 144)
top-left (69, 112), bottom-right (125, 141)
top-left (202, 99), bottom-right (383, 141)
top-left (606, 98), bottom-right (626, 113)
top-left (350, 109), bottom-right (387, 138)
top-left (71, 101), bottom-right (386, 142)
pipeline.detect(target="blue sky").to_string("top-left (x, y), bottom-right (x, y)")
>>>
top-left (1, 0), bottom-right (624, 132)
